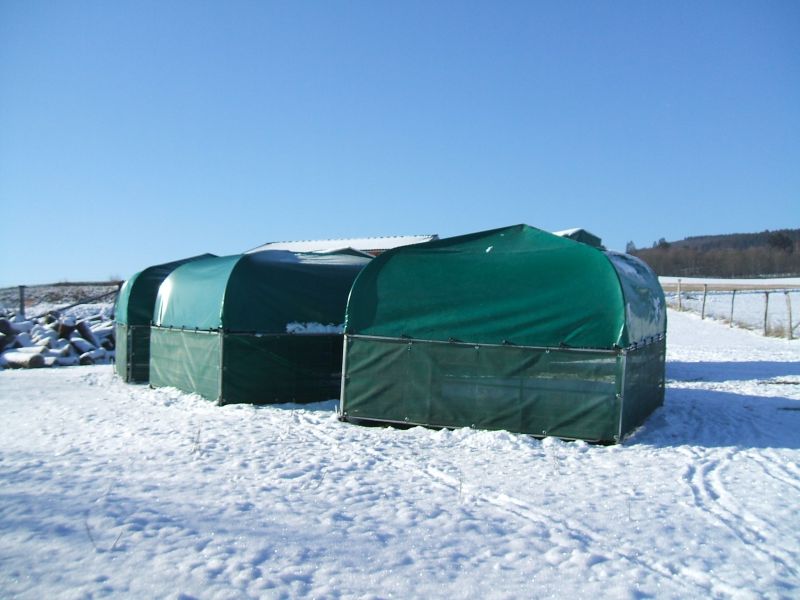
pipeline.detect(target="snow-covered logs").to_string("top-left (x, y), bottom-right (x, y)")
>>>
top-left (0, 314), bottom-right (115, 370)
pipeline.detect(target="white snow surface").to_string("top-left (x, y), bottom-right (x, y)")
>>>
top-left (1, 310), bottom-right (799, 599)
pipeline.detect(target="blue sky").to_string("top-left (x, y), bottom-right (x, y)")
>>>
top-left (1, 1), bottom-right (798, 286)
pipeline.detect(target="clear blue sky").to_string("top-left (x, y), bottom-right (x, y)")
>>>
top-left (1, 1), bottom-right (798, 286)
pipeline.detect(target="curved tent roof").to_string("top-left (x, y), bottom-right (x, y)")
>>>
top-left (115, 254), bottom-right (215, 325)
top-left (154, 250), bottom-right (371, 333)
top-left (345, 224), bottom-right (664, 350)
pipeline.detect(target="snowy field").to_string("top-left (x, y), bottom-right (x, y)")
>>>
top-left (665, 290), bottom-right (799, 336)
top-left (0, 283), bottom-right (118, 321)
top-left (658, 277), bottom-right (800, 338)
top-left (20, 302), bottom-right (115, 324)
top-left (1, 310), bottom-right (798, 599)
top-left (660, 277), bottom-right (800, 288)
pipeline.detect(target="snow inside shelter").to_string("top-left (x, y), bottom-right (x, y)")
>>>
top-left (149, 250), bottom-right (371, 404)
top-left (114, 254), bottom-right (214, 383)
top-left (340, 224), bottom-right (666, 443)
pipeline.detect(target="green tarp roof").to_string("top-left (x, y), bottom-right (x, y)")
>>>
top-left (154, 250), bottom-right (371, 333)
top-left (345, 224), bottom-right (665, 349)
top-left (115, 254), bottom-right (215, 326)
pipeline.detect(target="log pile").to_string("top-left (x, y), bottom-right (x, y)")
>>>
top-left (0, 312), bottom-right (115, 370)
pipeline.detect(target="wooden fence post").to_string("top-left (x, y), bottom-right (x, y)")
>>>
top-left (677, 279), bottom-right (682, 310)
top-left (763, 292), bottom-right (770, 336)
top-left (730, 290), bottom-right (736, 327)
top-left (701, 284), bottom-right (708, 320)
top-left (18, 286), bottom-right (25, 320)
top-left (786, 292), bottom-right (794, 341)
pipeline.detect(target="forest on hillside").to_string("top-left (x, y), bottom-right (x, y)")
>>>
top-left (628, 229), bottom-right (800, 278)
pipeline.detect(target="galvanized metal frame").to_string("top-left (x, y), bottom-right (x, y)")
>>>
top-left (346, 333), bottom-right (622, 355)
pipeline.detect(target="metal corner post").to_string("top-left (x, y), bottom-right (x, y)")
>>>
top-left (617, 350), bottom-right (628, 443)
top-left (18, 285), bottom-right (26, 319)
top-left (338, 334), bottom-right (349, 417)
top-left (218, 330), bottom-right (225, 405)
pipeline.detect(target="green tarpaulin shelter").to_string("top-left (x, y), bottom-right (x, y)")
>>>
top-left (115, 254), bottom-right (214, 383)
top-left (149, 250), bottom-right (371, 404)
top-left (340, 224), bottom-right (666, 443)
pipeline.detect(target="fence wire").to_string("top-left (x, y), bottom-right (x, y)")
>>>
top-left (664, 288), bottom-right (799, 339)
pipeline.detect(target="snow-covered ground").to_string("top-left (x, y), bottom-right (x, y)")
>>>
top-left (665, 290), bottom-right (799, 336)
top-left (656, 276), bottom-right (800, 337)
top-left (0, 310), bottom-right (798, 599)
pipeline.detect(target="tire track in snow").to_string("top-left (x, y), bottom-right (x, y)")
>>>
top-left (749, 453), bottom-right (800, 495)
top-left (675, 380), bottom-right (800, 580)
top-left (296, 409), bottom-right (800, 594)
top-left (680, 448), bottom-right (799, 580)
top-left (422, 463), bottom-right (743, 599)
top-left (303, 422), bottom-right (731, 598)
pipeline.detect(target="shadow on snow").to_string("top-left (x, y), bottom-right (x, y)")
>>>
top-left (667, 361), bottom-right (800, 383)
top-left (631, 386), bottom-right (800, 450)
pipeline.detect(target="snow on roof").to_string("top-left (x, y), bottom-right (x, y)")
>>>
top-left (553, 228), bottom-right (586, 237)
top-left (553, 228), bottom-right (605, 249)
top-left (246, 235), bottom-right (438, 254)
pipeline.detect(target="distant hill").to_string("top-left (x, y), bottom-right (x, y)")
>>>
top-left (629, 229), bottom-right (800, 278)
top-left (669, 229), bottom-right (800, 252)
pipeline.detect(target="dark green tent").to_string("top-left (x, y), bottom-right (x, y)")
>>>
top-left (340, 224), bottom-right (666, 443)
top-left (115, 254), bottom-right (214, 383)
top-left (149, 250), bottom-right (371, 404)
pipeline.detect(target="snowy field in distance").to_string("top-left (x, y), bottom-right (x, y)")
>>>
top-left (660, 276), bottom-right (800, 287)
top-left (20, 302), bottom-right (115, 322)
top-left (659, 276), bottom-right (800, 336)
top-left (1, 310), bottom-right (798, 599)
top-left (665, 289), bottom-right (799, 334)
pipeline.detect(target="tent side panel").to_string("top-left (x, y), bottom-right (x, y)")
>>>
top-left (221, 334), bottom-right (344, 404)
top-left (128, 325), bottom-right (152, 383)
top-left (115, 322), bottom-right (129, 380)
top-left (620, 339), bottom-right (666, 438)
top-left (115, 323), bottom-right (152, 382)
top-left (342, 337), bottom-right (623, 442)
top-left (149, 328), bottom-right (222, 402)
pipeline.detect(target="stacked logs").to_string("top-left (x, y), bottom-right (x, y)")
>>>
top-left (0, 313), bottom-right (115, 369)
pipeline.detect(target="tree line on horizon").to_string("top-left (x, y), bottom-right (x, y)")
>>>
top-left (627, 229), bottom-right (800, 278)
